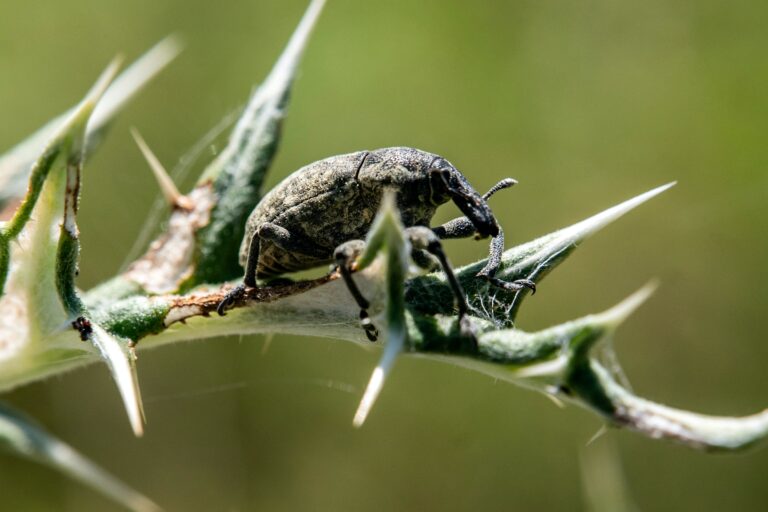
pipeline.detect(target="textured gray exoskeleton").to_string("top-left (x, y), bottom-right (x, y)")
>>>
top-left (217, 147), bottom-right (535, 342)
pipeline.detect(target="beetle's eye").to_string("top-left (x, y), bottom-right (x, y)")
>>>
top-left (430, 158), bottom-right (454, 181)
top-left (438, 168), bottom-right (453, 189)
top-left (428, 167), bottom-right (451, 203)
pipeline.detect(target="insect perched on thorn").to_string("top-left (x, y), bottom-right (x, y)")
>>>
top-left (71, 316), bottom-right (93, 341)
top-left (217, 147), bottom-right (536, 342)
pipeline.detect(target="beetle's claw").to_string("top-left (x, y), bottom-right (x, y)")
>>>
top-left (364, 328), bottom-right (378, 342)
top-left (360, 310), bottom-right (378, 342)
top-left (479, 274), bottom-right (537, 295)
top-left (216, 297), bottom-right (232, 317)
top-left (217, 284), bottom-right (247, 316)
top-left (515, 279), bottom-right (537, 295)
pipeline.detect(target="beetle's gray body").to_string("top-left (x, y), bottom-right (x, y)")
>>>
top-left (221, 145), bottom-right (534, 342)
top-left (241, 147), bottom-right (445, 277)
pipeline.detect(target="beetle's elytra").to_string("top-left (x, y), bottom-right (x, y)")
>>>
top-left (218, 147), bottom-right (535, 343)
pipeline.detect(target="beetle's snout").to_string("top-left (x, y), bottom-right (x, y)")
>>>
top-left (458, 195), bottom-right (499, 238)
top-left (430, 158), bottom-right (500, 238)
top-left (477, 214), bottom-right (500, 238)
top-left (443, 173), bottom-right (499, 238)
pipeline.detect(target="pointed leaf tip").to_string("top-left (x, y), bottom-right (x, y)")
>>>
top-left (353, 318), bottom-right (406, 428)
top-left (234, 0), bottom-right (327, 114)
top-left (353, 367), bottom-right (385, 428)
top-left (215, 0), bottom-right (328, 167)
top-left (130, 127), bottom-right (190, 209)
top-left (1, 39), bottom-right (179, 210)
top-left (56, 58), bottom-right (122, 162)
top-left (595, 280), bottom-right (658, 330)
top-left (191, 0), bottom-right (328, 284)
top-left (86, 57), bottom-right (123, 107)
top-left (568, 283), bottom-right (657, 361)
top-left (353, 190), bottom-right (408, 427)
top-left (266, 0), bottom-right (327, 90)
top-left (563, 182), bottom-right (676, 243)
top-left (90, 325), bottom-right (146, 437)
top-left (451, 183), bottom-right (674, 324)
top-left (59, 58), bottom-right (123, 147)
top-left (0, 404), bottom-right (159, 512)
top-left (90, 35), bottom-right (183, 132)
top-left (466, 182), bottom-right (676, 286)
top-left (64, 57), bottom-right (123, 145)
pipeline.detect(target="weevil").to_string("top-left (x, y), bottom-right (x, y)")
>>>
top-left (217, 147), bottom-right (535, 341)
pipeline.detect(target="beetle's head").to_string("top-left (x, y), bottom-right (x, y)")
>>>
top-left (429, 157), bottom-right (499, 238)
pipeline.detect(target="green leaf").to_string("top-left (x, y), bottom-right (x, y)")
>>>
top-left (0, 59), bottom-right (119, 300)
top-left (0, 37), bottom-right (181, 211)
top-left (56, 59), bottom-right (122, 314)
top-left (352, 191), bottom-right (410, 427)
top-left (589, 361), bottom-right (768, 451)
top-left (59, 64), bottom-right (148, 437)
top-left (0, 59), bottom-right (146, 437)
top-left (191, 0), bottom-right (328, 285)
top-left (406, 182), bottom-right (676, 327)
top-left (0, 402), bottom-right (159, 512)
top-left (461, 283), bottom-right (656, 382)
top-left (433, 282), bottom-right (768, 451)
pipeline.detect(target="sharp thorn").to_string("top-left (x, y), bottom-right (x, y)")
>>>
top-left (131, 127), bottom-right (192, 210)
top-left (353, 367), bottom-right (385, 428)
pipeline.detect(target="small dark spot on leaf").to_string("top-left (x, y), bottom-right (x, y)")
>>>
top-left (71, 316), bottom-right (92, 341)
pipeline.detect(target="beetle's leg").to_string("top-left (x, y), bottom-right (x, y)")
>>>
top-left (242, 229), bottom-right (263, 288)
top-left (334, 240), bottom-right (378, 342)
top-left (406, 226), bottom-right (475, 341)
top-left (433, 219), bottom-right (536, 293)
top-left (474, 226), bottom-right (536, 292)
top-left (218, 222), bottom-right (323, 315)
top-left (410, 248), bottom-right (440, 271)
top-left (258, 222), bottom-right (329, 258)
top-left (431, 177), bottom-right (516, 239)
top-left (431, 216), bottom-right (475, 240)
top-left (432, 179), bottom-right (536, 294)
top-left (217, 228), bottom-right (263, 316)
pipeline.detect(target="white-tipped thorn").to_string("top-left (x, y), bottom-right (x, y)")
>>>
top-left (352, 324), bottom-right (406, 428)
top-left (353, 367), bottom-right (385, 428)
top-left (84, 56), bottom-right (124, 110)
top-left (131, 127), bottom-right (192, 210)
top-left (585, 424), bottom-right (609, 447)
top-left (90, 324), bottom-right (146, 437)
top-left (597, 280), bottom-right (659, 330)
top-left (543, 386), bottom-right (566, 408)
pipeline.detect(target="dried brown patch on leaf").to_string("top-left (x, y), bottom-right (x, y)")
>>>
top-left (164, 271), bottom-right (338, 326)
top-left (126, 184), bottom-right (216, 293)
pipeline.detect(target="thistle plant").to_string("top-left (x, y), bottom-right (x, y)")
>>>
top-left (1, 1), bottom-right (766, 510)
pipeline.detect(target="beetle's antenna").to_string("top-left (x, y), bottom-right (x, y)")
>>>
top-left (483, 178), bottom-right (517, 200)
top-left (131, 127), bottom-right (192, 210)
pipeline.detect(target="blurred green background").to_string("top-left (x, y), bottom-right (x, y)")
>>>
top-left (2, 0), bottom-right (768, 510)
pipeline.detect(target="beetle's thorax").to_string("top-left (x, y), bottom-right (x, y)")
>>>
top-left (357, 147), bottom-right (448, 225)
